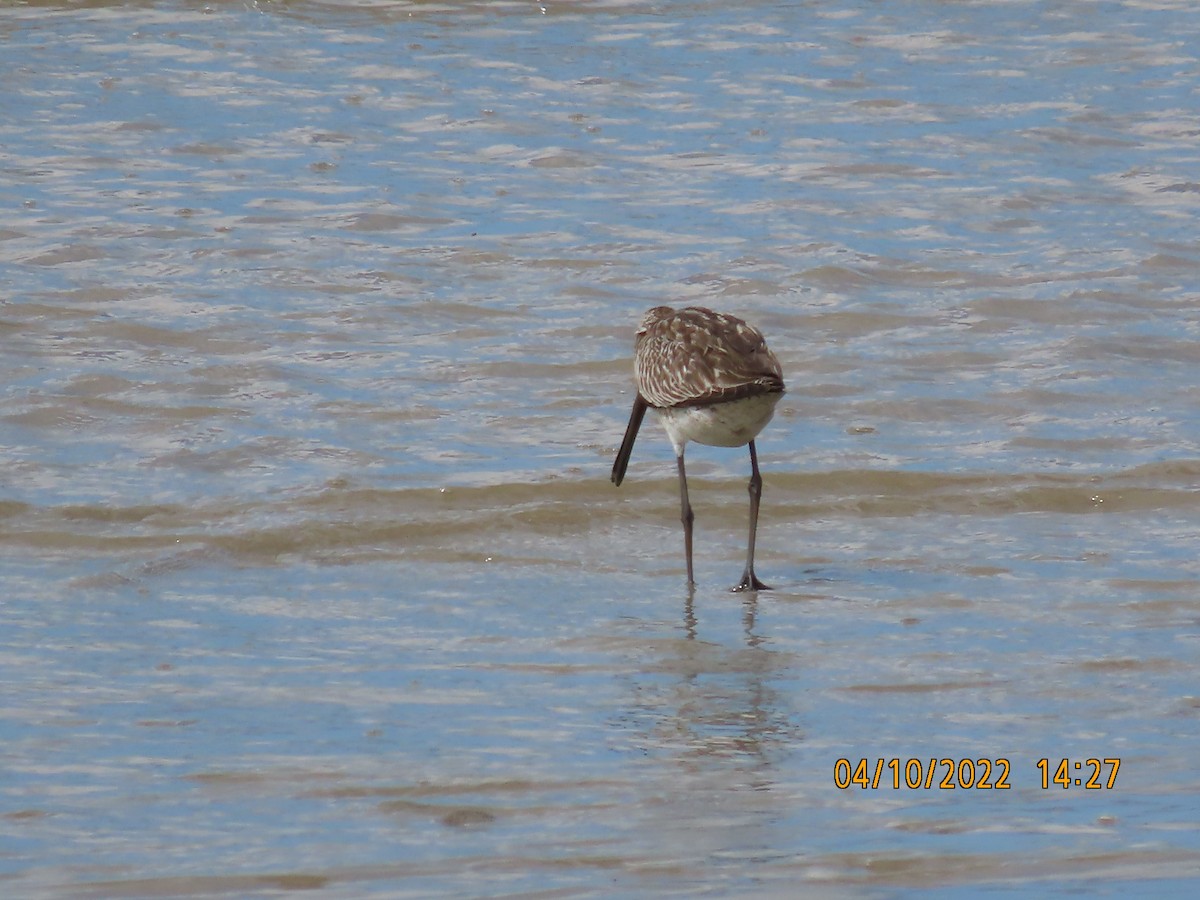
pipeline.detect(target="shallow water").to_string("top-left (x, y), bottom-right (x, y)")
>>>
top-left (3, 0), bottom-right (1200, 896)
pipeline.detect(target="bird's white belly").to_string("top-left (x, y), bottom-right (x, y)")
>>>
top-left (656, 393), bottom-right (781, 454)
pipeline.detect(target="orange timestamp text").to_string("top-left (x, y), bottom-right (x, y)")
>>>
top-left (834, 757), bottom-right (1121, 790)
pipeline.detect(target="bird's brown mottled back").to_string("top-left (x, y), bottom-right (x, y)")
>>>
top-left (634, 306), bottom-right (785, 409)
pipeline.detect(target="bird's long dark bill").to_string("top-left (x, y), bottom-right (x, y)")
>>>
top-left (611, 394), bottom-right (648, 486)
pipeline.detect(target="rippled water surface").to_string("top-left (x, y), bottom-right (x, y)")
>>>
top-left (4, 0), bottom-right (1200, 896)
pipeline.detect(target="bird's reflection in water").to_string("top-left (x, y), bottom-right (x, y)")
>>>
top-left (610, 587), bottom-right (802, 856)
top-left (683, 586), bottom-right (699, 641)
top-left (618, 587), bottom-right (801, 763)
top-left (681, 588), bottom-right (761, 648)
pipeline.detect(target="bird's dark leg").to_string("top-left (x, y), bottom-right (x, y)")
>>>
top-left (676, 452), bottom-right (695, 588)
top-left (733, 440), bottom-right (770, 592)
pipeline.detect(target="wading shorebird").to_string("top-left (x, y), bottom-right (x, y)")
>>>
top-left (611, 305), bottom-right (785, 591)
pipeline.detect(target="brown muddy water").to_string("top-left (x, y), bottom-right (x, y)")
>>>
top-left (3, 0), bottom-right (1200, 897)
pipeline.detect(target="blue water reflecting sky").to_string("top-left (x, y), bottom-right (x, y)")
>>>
top-left (4, 0), bottom-right (1200, 895)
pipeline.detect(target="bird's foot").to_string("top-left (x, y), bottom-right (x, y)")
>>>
top-left (731, 570), bottom-right (770, 592)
